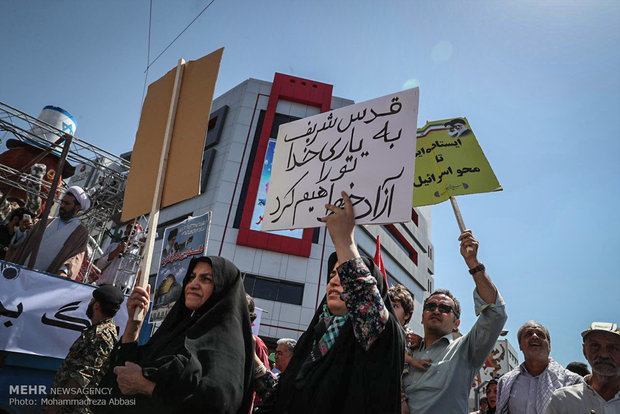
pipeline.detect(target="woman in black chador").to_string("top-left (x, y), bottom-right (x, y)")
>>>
top-left (103, 256), bottom-right (254, 414)
top-left (253, 192), bottom-right (405, 414)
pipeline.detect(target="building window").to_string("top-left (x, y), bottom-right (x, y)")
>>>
top-left (204, 105), bottom-right (228, 148)
top-left (244, 273), bottom-right (304, 305)
top-left (201, 105), bottom-right (228, 192)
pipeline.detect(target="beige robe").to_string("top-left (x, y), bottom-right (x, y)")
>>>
top-left (6, 219), bottom-right (88, 279)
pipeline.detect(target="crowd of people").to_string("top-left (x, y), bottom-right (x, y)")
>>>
top-left (3, 187), bottom-right (618, 413)
top-left (0, 184), bottom-right (145, 288)
top-left (473, 320), bottom-right (619, 414)
top-left (7, 186), bottom-right (90, 278)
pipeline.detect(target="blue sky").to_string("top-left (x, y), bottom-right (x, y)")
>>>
top-left (1, 1), bottom-right (619, 366)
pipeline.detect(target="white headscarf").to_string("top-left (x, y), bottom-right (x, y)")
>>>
top-left (65, 186), bottom-right (91, 211)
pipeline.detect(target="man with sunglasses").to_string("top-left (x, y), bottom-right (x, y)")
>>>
top-left (403, 229), bottom-right (507, 413)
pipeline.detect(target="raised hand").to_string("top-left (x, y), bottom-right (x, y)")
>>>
top-left (320, 191), bottom-right (359, 263)
top-left (458, 229), bottom-right (479, 268)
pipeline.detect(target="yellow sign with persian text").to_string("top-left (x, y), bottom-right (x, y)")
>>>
top-left (412, 118), bottom-right (501, 207)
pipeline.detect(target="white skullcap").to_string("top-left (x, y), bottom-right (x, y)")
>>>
top-left (65, 186), bottom-right (91, 211)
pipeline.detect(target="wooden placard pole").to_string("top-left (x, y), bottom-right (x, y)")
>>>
top-left (449, 195), bottom-right (473, 252)
top-left (134, 58), bottom-right (185, 321)
top-left (449, 196), bottom-right (466, 232)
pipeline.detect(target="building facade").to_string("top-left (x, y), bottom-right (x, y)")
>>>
top-left (137, 73), bottom-right (434, 341)
top-left (470, 338), bottom-right (520, 410)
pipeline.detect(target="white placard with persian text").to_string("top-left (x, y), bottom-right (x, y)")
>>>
top-left (262, 88), bottom-right (420, 231)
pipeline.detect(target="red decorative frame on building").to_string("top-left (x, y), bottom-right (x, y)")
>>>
top-left (236, 73), bottom-right (333, 257)
top-left (385, 224), bottom-right (418, 265)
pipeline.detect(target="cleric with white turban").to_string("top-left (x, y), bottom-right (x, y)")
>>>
top-left (65, 185), bottom-right (91, 212)
top-left (6, 185), bottom-right (90, 279)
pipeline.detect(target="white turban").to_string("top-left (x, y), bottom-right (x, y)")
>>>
top-left (65, 186), bottom-right (91, 211)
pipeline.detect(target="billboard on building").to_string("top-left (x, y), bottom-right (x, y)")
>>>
top-left (249, 139), bottom-right (303, 239)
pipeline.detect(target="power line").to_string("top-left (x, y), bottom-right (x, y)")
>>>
top-left (140, 0), bottom-right (153, 104)
top-left (144, 0), bottom-right (216, 73)
top-left (146, 0), bottom-right (152, 68)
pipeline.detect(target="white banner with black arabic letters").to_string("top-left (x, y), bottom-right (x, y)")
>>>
top-left (262, 88), bottom-right (420, 231)
top-left (0, 261), bottom-right (128, 359)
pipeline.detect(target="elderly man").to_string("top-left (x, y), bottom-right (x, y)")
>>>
top-left (7, 186), bottom-right (89, 279)
top-left (275, 338), bottom-right (296, 373)
top-left (497, 321), bottom-right (583, 413)
top-left (44, 285), bottom-right (124, 414)
top-left (545, 322), bottom-right (620, 413)
top-left (403, 230), bottom-right (507, 413)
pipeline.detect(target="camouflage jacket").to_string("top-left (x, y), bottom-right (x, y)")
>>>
top-left (49, 318), bottom-right (118, 413)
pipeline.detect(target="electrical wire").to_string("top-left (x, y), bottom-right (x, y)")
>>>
top-left (140, 0), bottom-right (154, 104)
top-left (144, 0), bottom-right (216, 73)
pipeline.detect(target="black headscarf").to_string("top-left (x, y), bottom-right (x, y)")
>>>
top-left (267, 253), bottom-right (404, 414)
top-left (104, 256), bottom-right (254, 414)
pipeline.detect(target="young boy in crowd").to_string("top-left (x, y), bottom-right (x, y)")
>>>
top-left (388, 284), bottom-right (431, 414)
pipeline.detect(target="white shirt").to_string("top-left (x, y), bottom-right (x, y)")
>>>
top-left (509, 369), bottom-right (541, 414)
top-left (498, 359), bottom-right (583, 414)
top-left (96, 240), bottom-right (139, 289)
top-left (29, 217), bottom-right (80, 272)
top-left (545, 382), bottom-right (620, 414)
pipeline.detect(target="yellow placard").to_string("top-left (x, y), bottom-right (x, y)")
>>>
top-left (412, 118), bottom-right (501, 207)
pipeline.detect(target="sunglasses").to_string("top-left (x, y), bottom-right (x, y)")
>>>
top-left (423, 302), bottom-right (455, 314)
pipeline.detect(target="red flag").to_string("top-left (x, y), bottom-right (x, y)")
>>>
top-left (374, 235), bottom-right (389, 287)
